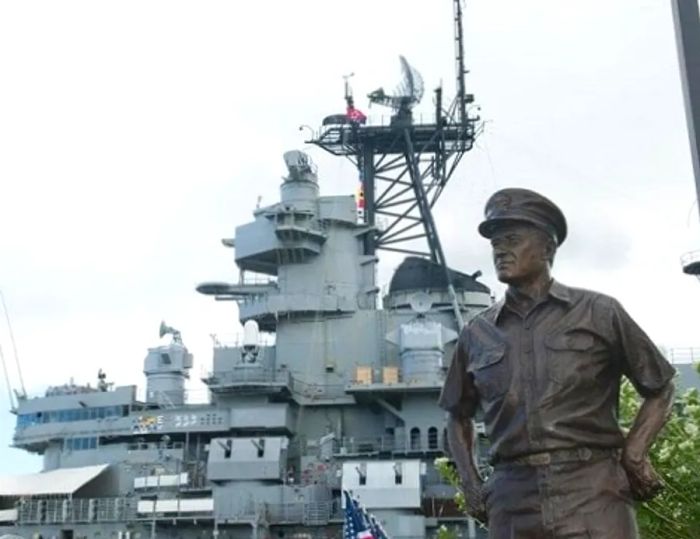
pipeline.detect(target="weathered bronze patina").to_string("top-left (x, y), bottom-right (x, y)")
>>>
top-left (439, 188), bottom-right (675, 538)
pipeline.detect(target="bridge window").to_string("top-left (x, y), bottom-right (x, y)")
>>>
top-left (64, 437), bottom-right (98, 451)
top-left (428, 427), bottom-right (438, 449)
top-left (17, 405), bottom-right (129, 429)
top-left (410, 427), bottom-right (421, 450)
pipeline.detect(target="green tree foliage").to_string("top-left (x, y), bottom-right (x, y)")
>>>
top-left (435, 524), bottom-right (459, 539)
top-left (619, 377), bottom-right (700, 539)
top-left (433, 457), bottom-right (465, 513)
top-left (435, 371), bottom-right (700, 538)
top-left (433, 458), bottom-right (466, 539)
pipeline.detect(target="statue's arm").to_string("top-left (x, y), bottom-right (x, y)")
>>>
top-left (446, 411), bottom-right (487, 522)
top-left (621, 380), bottom-right (675, 500)
top-left (439, 328), bottom-right (487, 522)
top-left (606, 296), bottom-right (676, 500)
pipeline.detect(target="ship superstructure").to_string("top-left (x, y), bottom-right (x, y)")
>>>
top-left (0, 2), bottom-right (493, 539)
top-left (0, 148), bottom-right (491, 539)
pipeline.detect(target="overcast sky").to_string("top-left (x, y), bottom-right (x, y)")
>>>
top-left (1, 0), bottom-right (698, 473)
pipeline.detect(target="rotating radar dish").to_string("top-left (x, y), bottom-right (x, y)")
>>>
top-left (368, 55), bottom-right (425, 112)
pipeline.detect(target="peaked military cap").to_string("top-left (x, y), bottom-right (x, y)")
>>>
top-left (478, 188), bottom-right (567, 245)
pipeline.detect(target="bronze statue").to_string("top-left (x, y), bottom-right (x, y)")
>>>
top-left (439, 188), bottom-right (675, 538)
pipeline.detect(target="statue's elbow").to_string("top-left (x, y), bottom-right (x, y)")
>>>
top-left (644, 380), bottom-right (676, 421)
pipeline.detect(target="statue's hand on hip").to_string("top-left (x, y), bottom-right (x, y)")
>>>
top-left (621, 452), bottom-right (664, 501)
top-left (462, 480), bottom-right (488, 524)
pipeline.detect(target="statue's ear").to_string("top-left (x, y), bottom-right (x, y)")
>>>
top-left (542, 237), bottom-right (556, 263)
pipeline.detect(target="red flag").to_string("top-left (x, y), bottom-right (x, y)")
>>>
top-left (347, 106), bottom-right (367, 124)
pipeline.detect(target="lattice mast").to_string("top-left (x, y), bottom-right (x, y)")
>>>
top-left (309, 0), bottom-right (479, 327)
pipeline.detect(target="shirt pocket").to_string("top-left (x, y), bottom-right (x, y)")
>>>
top-left (544, 331), bottom-right (596, 385)
top-left (469, 345), bottom-right (509, 401)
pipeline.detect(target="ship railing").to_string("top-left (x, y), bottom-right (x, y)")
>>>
top-left (239, 272), bottom-right (278, 286)
top-left (257, 500), bottom-right (339, 525)
top-left (334, 435), bottom-right (450, 456)
top-left (127, 440), bottom-right (184, 451)
top-left (424, 458), bottom-right (488, 487)
top-left (318, 112), bottom-right (442, 131)
top-left (209, 333), bottom-right (277, 348)
top-left (17, 497), bottom-right (137, 524)
top-left (334, 435), bottom-right (395, 455)
top-left (205, 368), bottom-right (293, 389)
top-left (667, 347), bottom-right (700, 364)
top-left (312, 111), bottom-right (475, 145)
top-left (347, 375), bottom-right (445, 387)
top-left (347, 365), bottom-right (446, 387)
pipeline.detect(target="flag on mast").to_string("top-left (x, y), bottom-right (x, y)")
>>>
top-left (356, 183), bottom-right (366, 223)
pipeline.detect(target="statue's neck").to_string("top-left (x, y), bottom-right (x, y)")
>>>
top-left (506, 271), bottom-right (553, 316)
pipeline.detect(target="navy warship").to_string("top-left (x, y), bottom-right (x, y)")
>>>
top-left (0, 2), bottom-right (494, 539)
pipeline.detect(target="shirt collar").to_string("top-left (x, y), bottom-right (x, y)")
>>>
top-left (493, 279), bottom-right (572, 322)
top-left (548, 279), bottom-right (572, 304)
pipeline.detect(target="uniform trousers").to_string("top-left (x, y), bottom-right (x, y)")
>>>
top-left (484, 453), bottom-right (638, 539)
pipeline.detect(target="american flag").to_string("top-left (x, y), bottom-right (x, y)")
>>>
top-left (343, 490), bottom-right (390, 539)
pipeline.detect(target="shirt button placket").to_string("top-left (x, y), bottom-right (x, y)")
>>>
top-left (522, 316), bottom-right (539, 448)
top-left (523, 319), bottom-right (533, 356)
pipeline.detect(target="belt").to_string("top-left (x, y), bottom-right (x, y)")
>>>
top-left (494, 447), bottom-right (619, 467)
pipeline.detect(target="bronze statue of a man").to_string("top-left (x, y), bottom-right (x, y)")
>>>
top-left (439, 188), bottom-right (675, 538)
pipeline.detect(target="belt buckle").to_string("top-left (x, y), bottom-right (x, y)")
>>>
top-left (526, 452), bottom-right (551, 466)
top-left (577, 447), bottom-right (592, 461)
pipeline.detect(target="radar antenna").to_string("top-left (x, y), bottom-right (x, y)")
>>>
top-left (368, 56), bottom-right (425, 115)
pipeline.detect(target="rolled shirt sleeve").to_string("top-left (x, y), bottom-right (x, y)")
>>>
top-left (610, 298), bottom-right (675, 397)
top-left (438, 327), bottom-right (478, 417)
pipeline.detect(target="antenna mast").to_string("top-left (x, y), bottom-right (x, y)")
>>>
top-left (454, 0), bottom-right (468, 124)
top-left (1, 291), bottom-right (26, 398)
top-left (0, 342), bottom-right (15, 410)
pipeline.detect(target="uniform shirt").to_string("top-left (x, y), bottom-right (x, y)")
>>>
top-left (438, 281), bottom-right (675, 463)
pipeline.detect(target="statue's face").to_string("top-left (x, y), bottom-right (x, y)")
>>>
top-left (489, 223), bottom-right (551, 285)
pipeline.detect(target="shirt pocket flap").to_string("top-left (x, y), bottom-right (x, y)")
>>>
top-left (545, 332), bottom-right (594, 351)
top-left (471, 346), bottom-right (506, 370)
